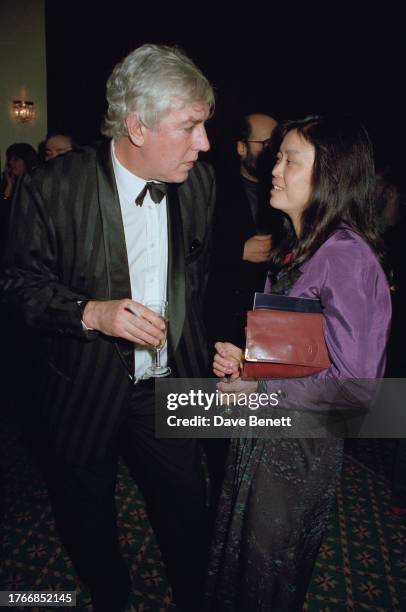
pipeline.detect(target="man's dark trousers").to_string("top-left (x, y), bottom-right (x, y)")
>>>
top-left (46, 379), bottom-right (209, 612)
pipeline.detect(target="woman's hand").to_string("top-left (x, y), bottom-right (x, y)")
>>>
top-left (3, 167), bottom-right (15, 199)
top-left (213, 341), bottom-right (243, 380)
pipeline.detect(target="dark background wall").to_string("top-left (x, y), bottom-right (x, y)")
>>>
top-left (45, 4), bottom-right (405, 166)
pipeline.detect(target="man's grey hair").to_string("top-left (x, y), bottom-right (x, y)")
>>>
top-left (102, 44), bottom-right (215, 139)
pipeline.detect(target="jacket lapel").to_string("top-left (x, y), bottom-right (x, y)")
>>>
top-left (95, 143), bottom-right (186, 377)
top-left (167, 184), bottom-right (186, 357)
top-left (96, 143), bottom-right (134, 376)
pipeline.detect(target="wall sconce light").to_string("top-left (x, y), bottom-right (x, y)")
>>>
top-left (12, 100), bottom-right (35, 123)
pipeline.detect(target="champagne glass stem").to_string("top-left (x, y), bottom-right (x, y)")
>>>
top-left (155, 348), bottom-right (161, 368)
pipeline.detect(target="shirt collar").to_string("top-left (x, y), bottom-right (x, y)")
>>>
top-left (111, 140), bottom-right (147, 203)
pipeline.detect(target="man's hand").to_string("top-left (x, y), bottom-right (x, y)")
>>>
top-left (83, 299), bottom-right (165, 346)
top-left (213, 341), bottom-right (243, 380)
top-left (243, 234), bottom-right (272, 263)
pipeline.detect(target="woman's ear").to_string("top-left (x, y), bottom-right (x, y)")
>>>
top-left (126, 112), bottom-right (145, 146)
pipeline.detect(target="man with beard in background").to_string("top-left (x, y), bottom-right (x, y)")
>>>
top-left (204, 113), bottom-right (277, 514)
top-left (207, 113), bottom-right (278, 347)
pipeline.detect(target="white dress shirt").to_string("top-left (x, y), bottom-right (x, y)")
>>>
top-left (111, 141), bottom-right (168, 379)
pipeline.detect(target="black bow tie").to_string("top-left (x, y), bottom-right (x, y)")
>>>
top-left (135, 181), bottom-right (167, 206)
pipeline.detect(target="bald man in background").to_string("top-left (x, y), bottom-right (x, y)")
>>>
top-left (203, 113), bottom-right (278, 514)
top-left (207, 113), bottom-right (278, 347)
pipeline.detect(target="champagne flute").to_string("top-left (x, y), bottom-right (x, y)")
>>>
top-left (145, 300), bottom-right (171, 378)
top-left (222, 373), bottom-right (234, 415)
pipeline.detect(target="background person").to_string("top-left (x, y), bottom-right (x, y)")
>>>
top-left (203, 112), bottom-right (278, 519)
top-left (44, 131), bottom-right (75, 160)
top-left (207, 113), bottom-right (277, 347)
top-left (1, 142), bottom-right (38, 201)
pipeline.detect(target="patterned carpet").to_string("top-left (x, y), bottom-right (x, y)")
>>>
top-left (1, 406), bottom-right (405, 611)
top-left (306, 440), bottom-right (406, 612)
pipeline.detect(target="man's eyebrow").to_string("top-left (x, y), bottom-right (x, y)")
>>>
top-left (179, 117), bottom-right (205, 126)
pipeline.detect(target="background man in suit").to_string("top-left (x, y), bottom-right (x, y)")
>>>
top-left (203, 112), bottom-right (277, 520)
top-left (0, 44), bottom-right (215, 612)
top-left (207, 113), bottom-right (278, 347)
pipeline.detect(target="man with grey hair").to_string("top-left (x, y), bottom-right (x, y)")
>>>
top-left (1, 44), bottom-right (215, 612)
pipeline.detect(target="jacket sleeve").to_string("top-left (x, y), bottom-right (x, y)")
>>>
top-left (0, 171), bottom-right (96, 340)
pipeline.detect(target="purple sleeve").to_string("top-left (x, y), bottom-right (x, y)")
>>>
top-left (262, 233), bottom-right (392, 409)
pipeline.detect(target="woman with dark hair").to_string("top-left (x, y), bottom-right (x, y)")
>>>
top-left (0, 143), bottom-right (39, 425)
top-left (1, 143), bottom-right (39, 257)
top-left (207, 116), bottom-right (391, 611)
top-left (1, 142), bottom-right (39, 201)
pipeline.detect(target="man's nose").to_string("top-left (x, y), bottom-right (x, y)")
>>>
top-left (194, 125), bottom-right (210, 152)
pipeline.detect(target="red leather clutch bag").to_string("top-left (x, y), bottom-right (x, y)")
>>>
top-left (241, 295), bottom-right (331, 379)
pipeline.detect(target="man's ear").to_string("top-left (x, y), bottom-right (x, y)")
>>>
top-left (126, 112), bottom-right (145, 146)
top-left (237, 140), bottom-right (247, 158)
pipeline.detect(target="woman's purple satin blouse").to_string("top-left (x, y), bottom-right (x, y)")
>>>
top-left (263, 228), bottom-right (392, 405)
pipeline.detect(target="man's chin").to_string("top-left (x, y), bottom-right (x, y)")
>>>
top-left (160, 163), bottom-right (195, 184)
top-left (172, 169), bottom-right (193, 183)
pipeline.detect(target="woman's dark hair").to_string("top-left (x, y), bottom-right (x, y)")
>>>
top-left (6, 142), bottom-right (38, 172)
top-left (269, 115), bottom-right (386, 273)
